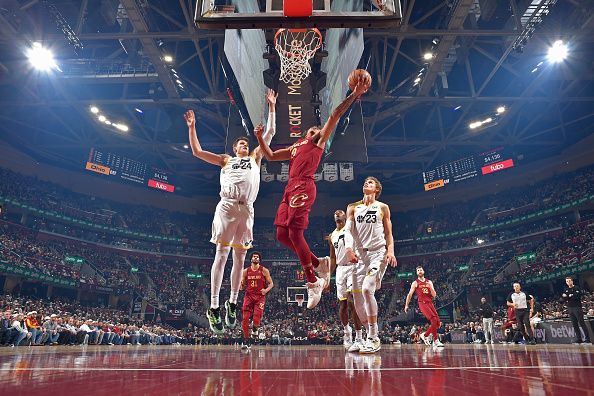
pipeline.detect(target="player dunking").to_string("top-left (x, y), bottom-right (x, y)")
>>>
top-left (255, 74), bottom-right (370, 309)
top-left (343, 177), bottom-right (397, 354)
top-left (405, 266), bottom-right (444, 348)
top-left (328, 209), bottom-right (364, 350)
top-left (186, 89), bottom-right (277, 334)
top-left (240, 251), bottom-right (273, 351)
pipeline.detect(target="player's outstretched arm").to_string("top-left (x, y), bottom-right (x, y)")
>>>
top-left (381, 203), bottom-right (397, 267)
top-left (262, 268), bottom-right (274, 295)
top-left (254, 123), bottom-right (291, 161)
top-left (185, 110), bottom-right (229, 167)
top-left (318, 75), bottom-right (370, 146)
top-left (404, 281), bottom-right (417, 313)
top-left (254, 89), bottom-right (278, 163)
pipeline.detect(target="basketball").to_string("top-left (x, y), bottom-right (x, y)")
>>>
top-left (348, 69), bottom-right (372, 92)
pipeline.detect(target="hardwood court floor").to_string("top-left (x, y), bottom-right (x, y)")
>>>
top-left (0, 344), bottom-right (592, 395)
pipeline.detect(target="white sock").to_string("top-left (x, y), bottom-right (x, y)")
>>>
top-left (344, 324), bottom-right (352, 335)
top-left (210, 245), bottom-right (231, 309)
top-left (355, 329), bottom-right (363, 341)
top-left (369, 323), bottom-right (378, 339)
top-left (229, 248), bottom-right (246, 304)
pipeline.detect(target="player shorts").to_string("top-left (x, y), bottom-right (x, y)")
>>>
top-left (351, 247), bottom-right (387, 294)
top-left (210, 198), bottom-right (254, 249)
top-left (242, 293), bottom-right (266, 324)
top-left (274, 178), bottom-right (316, 230)
top-left (419, 300), bottom-right (439, 321)
top-left (335, 265), bottom-right (354, 300)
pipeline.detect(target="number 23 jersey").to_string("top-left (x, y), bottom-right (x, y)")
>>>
top-left (353, 202), bottom-right (386, 251)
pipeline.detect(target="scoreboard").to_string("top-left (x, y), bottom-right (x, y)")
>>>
top-left (85, 148), bottom-right (175, 193)
top-left (422, 148), bottom-right (514, 191)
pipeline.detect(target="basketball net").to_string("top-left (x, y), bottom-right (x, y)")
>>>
top-left (274, 28), bottom-right (322, 85)
top-left (295, 295), bottom-right (305, 308)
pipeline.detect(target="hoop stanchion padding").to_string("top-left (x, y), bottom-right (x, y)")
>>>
top-left (284, 0), bottom-right (313, 17)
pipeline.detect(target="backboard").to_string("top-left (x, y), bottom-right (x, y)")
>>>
top-left (195, 0), bottom-right (402, 29)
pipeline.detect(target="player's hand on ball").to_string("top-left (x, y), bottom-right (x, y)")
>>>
top-left (184, 110), bottom-right (195, 128)
top-left (346, 248), bottom-right (359, 264)
top-left (353, 77), bottom-right (369, 97)
top-left (266, 89), bottom-right (278, 105)
top-left (254, 123), bottom-right (264, 139)
top-left (386, 253), bottom-right (397, 267)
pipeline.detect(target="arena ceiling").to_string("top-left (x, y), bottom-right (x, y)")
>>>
top-left (0, 0), bottom-right (593, 197)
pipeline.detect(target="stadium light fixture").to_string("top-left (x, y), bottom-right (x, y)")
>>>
top-left (547, 40), bottom-right (568, 63)
top-left (496, 106), bottom-right (506, 114)
top-left (163, 55), bottom-right (174, 63)
top-left (90, 106), bottom-right (99, 114)
top-left (98, 115), bottom-right (106, 122)
top-left (27, 42), bottom-right (59, 71)
top-left (423, 52), bottom-right (433, 61)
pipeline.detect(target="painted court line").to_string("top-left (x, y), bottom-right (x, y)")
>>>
top-left (1, 366), bottom-right (592, 372)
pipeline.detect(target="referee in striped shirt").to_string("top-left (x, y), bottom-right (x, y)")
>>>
top-left (507, 282), bottom-right (536, 345)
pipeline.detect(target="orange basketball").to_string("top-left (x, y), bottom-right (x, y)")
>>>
top-left (348, 69), bottom-right (372, 92)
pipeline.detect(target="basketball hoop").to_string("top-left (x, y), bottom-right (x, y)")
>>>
top-left (295, 294), bottom-right (305, 308)
top-left (274, 28), bottom-right (322, 85)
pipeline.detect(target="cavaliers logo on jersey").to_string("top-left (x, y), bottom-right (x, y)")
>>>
top-left (289, 193), bottom-right (308, 208)
top-left (422, 287), bottom-right (430, 294)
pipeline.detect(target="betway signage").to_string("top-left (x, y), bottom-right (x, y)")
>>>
top-left (276, 74), bottom-right (317, 146)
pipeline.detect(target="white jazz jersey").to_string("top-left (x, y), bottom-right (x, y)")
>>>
top-left (353, 201), bottom-right (386, 251)
top-left (219, 156), bottom-right (260, 204)
top-left (331, 227), bottom-right (349, 266)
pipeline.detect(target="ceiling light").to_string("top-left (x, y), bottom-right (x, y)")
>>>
top-left (163, 55), bottom-right (173, 63)
top-left (90, 106), bottom-right (99, 114)
top-left (469, 122), bottom-right (480, 129)
top-left (115, 124), bottom-right (129, 132)
top-left (98, 115), bottom-right (106, 122)
top-left (496, 106), bottom-right (506, 114)
top-left (104, 120), bottom-right (112, 125)
top-left (484, 117), bottom-right (493, 123)
top-left (27, 42), bottom-right (58, 71)
top-left (183, 144), bottom-right (189, 149)
top-left (547, 40), bottom-right (568, 63)
top-left (423, 52), bottom-right (433, 61)
top-left (134, 108), bottom-right (143, 114)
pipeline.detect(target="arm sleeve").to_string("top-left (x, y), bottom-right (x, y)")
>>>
top-left (261, 111), bottom-right (276, 145)
top-left (507, 294), bottom-right (513, 303)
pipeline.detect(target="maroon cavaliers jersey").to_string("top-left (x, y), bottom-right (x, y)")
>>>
top-left (288, 137), bottom-right (323, 180)
top-left (246, 265), bottom-right (267, 294)
top-left (415, 278), bottom-right (434, 304)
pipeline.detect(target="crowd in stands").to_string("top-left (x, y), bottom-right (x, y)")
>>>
top-left (2, 163), bottom-right (594, 348)
top-left (396, 164), bottom-right (594, 239)
top-left (0, 294), bottom-right (200, 347)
